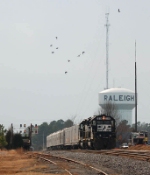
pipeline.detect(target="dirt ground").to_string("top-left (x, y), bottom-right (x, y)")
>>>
top-left (0, 149), bottom-right (68, 175)
top-left (128, 144), bottom-right (150, 150)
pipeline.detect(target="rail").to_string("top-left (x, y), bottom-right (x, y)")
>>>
top-left (32, 152), bottom-right (109, 175)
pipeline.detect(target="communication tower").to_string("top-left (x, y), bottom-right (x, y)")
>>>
top-left (105, 13), bottom-right (110, 89)
top-left (135, 41), bottom-right (137, 131)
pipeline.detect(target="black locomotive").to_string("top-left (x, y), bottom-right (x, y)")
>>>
top-left (79, 114), bottom-right (116, 149)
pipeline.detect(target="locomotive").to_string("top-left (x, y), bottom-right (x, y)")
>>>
top-left (79, 114), bottom-right (116, 149)
top-left (46, 114), bottom-right (116, 150)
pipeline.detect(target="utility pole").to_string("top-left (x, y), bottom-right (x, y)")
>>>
top-left (29, 123), bottom-right (33, 147)
top-left (135, 41), bottom-right (137, 132)
top-left (105, 13), bottom-right (110, 89)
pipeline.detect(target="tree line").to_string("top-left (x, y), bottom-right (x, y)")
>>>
top-left (0, 124), bottom-right (25, 149)
top-left (0, 119), bottom-right (73, 150)
top-left (0, 102), bottom-right (150, 150)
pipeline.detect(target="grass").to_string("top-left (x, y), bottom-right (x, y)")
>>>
top-left (0, 149), bottom-right (66, 175)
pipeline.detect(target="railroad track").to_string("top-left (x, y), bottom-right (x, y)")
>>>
top-left (100, 149), bottom-right (150, 161)
top-left (65, 149), bottom-right (150, 162)
top-left (28, 152), bottom-right (109, 175)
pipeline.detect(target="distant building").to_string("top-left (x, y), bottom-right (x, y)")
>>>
top-left (99, 88), bottom-right (135, 125)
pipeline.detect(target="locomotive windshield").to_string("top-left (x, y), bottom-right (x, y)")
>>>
top-left (97, 121), bottom-right (111, 124)
top-left (93, 120), bottom-right (96, 125)
top-left (80, 124), bottom-right (83, 129)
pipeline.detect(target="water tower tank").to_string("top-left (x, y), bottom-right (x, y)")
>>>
top-left (99, 88), bottom-right (135, 125)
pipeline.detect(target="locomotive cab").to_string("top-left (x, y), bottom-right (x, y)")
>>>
top-left (79, 117), bottom-right (92, 148)
top-left (91, 115), bottom-right (115, 133)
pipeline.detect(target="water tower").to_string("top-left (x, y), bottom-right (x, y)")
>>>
top-left (99, 88), bottom-right (135, 125)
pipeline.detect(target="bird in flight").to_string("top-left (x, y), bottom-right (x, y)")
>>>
top-left (68, 60), bottom-right (70, 62)
top-left (52, 51), bottom-right (54, 54)
top-left (65, 71), bottom-right (68, 74)
top-left (77, 55), bottom-right (80, 57)
top-left (56, 37), bottom-right (57, 39)
top-left (50, 44), bottom-right (52, 47)
top-left (56, 47), bottom-right (58, 49)
top-left (118, 9), bottom-right (120, 12)
top-left (82, 51), bottom-right (85, 54)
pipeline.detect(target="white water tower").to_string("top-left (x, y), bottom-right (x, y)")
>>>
top-left (99, 88), bottom-right (135, 125)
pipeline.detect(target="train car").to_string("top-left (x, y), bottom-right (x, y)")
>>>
top-left (46, 134), bottom-right (51, 148)
top-left (59, 130), bottom-right (65, 149)
top-left (71, 125), bottom-right (79, 148)
top-left (46, 132), bottom-right (55, 149)
top-left (46, 130), bottom-right (64, 150)
top-left (64, 127), bottom-right (72, 149)
top-left (47, 125), bottom-right (79, 150)
top-left (79, 114), bottom-right (116, 149)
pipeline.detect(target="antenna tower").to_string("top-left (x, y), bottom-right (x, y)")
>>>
top-left (105, 13), bottom-right (110, 89)
top-left (135, 41), bottom-right (137, 132)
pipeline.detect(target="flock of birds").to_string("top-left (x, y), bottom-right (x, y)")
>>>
top-left (50, 9), bottom-right (120, 74)
top-left (50, 36), bottom-right (58, 54)
top-left (50, 36), bottom-right (85, 74)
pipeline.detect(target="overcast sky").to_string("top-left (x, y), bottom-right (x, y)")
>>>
top-left (0, 0), bottom-right (150, 130)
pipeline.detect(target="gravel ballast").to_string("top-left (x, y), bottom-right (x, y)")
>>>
top-left (48, 150), bottom-right (150, 175)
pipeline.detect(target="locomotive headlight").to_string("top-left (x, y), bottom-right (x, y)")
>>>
top-left (102, 116), bottom-right (106, 120)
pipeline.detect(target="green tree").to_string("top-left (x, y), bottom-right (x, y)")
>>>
top-left (49, 121), bottom-right (57, 133)
top-left (116, 120), bottom-right (133, 145)
top-left (56, 120), bottom-right (64, 130)
top-left (5, 129), bottom-right (12, 149)
top-left (64, 119), bottom-right (73, 128)
top-left (32, 122), bottom-right (49, 150)
top-left (0, 124), bottom-right (7, 149)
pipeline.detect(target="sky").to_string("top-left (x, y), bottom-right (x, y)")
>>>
top-left (0, 0), bottom-right (150, 130)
